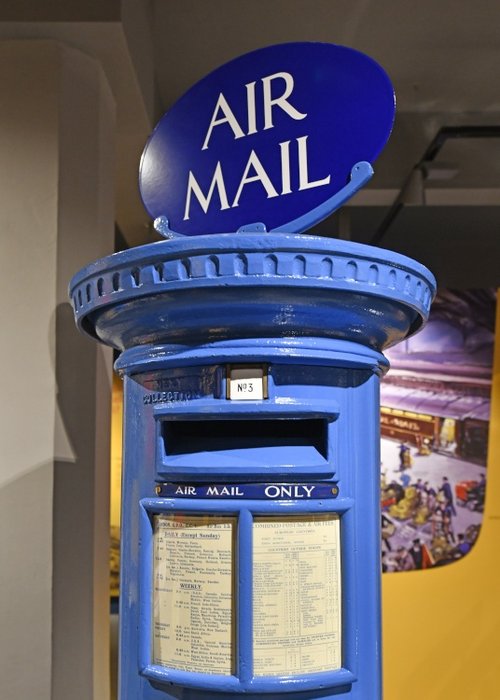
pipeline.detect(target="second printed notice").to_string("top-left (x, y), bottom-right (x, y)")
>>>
top-left (253, 514), bottom-right (342, 676)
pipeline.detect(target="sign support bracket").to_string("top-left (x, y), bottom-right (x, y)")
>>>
top-left (153, 161), bottom-right (374, 239)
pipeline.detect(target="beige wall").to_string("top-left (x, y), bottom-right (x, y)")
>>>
top-left (0, 41), bottom-right (114, 700)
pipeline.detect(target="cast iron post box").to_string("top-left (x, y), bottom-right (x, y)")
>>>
top-left (70, 44), bottom-right (435, 700)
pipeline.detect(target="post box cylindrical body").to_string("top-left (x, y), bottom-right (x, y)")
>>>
top-left (70, 233), bottom-right (435, 700)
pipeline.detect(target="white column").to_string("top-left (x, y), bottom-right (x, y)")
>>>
top-left (0, 40), bottom-right (115, 700)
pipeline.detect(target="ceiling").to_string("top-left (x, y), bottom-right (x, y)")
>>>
top-left (149, 0), bottom-right (500, 288)
top-left (2, 0), bottom-right (500, 287)
top-left (153, 0), bottom-right (500, 115)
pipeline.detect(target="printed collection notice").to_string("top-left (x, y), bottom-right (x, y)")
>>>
top-left (153, 513), bottom-right (235, 674)
top-left (253, 514), bottom-right (342, 676)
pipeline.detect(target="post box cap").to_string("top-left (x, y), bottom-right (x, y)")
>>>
top-left (69, 233), bottom-right (435, 356)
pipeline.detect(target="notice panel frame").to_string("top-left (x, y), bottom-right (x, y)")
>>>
top-left (138, 496), bottom-right (357, 694)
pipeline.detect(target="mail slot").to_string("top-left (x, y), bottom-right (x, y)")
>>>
top-left (70, 232), bottom-right (435, 699)
top-left (162, 418), bottom-right (329, 457)
top-left (156, 408), bottom-right (335, 480)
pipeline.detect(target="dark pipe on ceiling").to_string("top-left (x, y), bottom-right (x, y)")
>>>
top-left (370, 125), bottom-right (500, 246)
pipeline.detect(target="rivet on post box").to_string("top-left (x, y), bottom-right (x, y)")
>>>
top-left (70, 43), bottom-right (435, 700)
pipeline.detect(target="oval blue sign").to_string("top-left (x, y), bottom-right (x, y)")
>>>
top-left (139, 42), bottom-right (395, 236)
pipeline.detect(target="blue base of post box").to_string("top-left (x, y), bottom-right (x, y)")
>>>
top-left (70, 233), bottom-right (435, 700)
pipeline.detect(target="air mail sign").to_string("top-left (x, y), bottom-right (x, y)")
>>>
top-left (139, 42), bottom-right (395, 236)
top-left (156, 482), bottom-right (340, 499)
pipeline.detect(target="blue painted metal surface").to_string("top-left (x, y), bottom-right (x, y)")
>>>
top-left (70, 233), bottom-right (434, 700)
top-left (139, 43), bottom-right (395, 236)
top-left (70, 233), bottom-right (433, 351)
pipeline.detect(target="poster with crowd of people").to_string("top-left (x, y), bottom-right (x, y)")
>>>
top-left (380, 289), bottom-right (496, 573)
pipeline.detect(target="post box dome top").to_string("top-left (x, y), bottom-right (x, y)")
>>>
top-left (69, 233), bottom-right (436, 362)
top-left (139, 42), bottom-right (395, 237)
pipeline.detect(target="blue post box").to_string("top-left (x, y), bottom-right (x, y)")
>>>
top-left (69, 44), bottom-right (435, 700)
top-left (70, 233), bottom-right (434, 699)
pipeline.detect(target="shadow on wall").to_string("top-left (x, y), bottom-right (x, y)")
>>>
top-left (0, 460), bottom-right (55, 698)
top-left (52, 301), bottom-right (110, 700)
